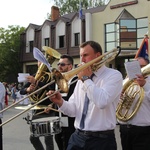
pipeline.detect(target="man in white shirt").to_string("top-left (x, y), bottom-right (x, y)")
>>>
top-left (0, 82), bottom-right (6, 150)
top-left (47, 41), bottom-right (123, 150)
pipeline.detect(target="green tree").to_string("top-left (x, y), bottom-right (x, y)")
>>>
top-left (0, 25), bottom-right (25, 83)
top-left (53, 0), bottom-right (107, 15)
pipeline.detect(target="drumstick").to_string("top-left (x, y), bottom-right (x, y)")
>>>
top-left (34, 107), bottom-right (60, 116)
top-left (47, 107), bottom-right (60, 113)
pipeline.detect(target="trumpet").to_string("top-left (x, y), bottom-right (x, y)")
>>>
top-left (0, 47), bottom-right (120, 127)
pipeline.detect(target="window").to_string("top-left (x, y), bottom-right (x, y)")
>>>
top-left (105, 9), bottom-right (148, 52)
top-left (105, 20), bottom-right (136, 51)
top-left (29, 41), bottom-right (33, 52)
top-left (59, 36), bottom-right (64, 48)
top-left (105, 23), bottom-right (119, 52)
top-left (45, 38), bottom-right (49, 46)
top-left (120, 19), bottom-right (136, 49)
top-left (137, 18), bottom-right (148, 47)
top-left (74, 33), bottom-right (80, 46)
top-left (26, 65), bottom-right (37, 75)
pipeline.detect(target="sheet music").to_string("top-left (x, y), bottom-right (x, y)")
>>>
top-left (124, 60), bottom-right (141, 80)
top-left (18, 73), bottom-right (30, 83)
top-left (33, 47), bottom-right (52, 72)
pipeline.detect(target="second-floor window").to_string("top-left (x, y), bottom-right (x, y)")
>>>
top-left (59, 35), bottom-right (64, 48)
top-left (74, 33), bottom-right (80, 46)
top-left (29, 41), bottom-right (33, 52)
top-left (45, 38), bottom-right (49, 46)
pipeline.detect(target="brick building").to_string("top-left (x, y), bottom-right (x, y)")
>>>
top-left (20, 0), bottom-right (150, 78)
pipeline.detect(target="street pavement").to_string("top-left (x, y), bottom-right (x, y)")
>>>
top-left (2, 100), bottom-right (122, 150)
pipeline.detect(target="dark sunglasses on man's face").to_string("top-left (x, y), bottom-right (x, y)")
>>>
top-left (57, 63), bottom-right (70, 67)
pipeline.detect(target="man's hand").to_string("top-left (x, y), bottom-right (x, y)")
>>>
top-left (77, 63), bottom-right (93, 80)
top-left (44, 103), bottom-right (54, 113)
top-left (26, 84), bottom-right (36, 93)
top-left (26, 76), bottom-right (36, 84)
top-left (44, 107), bottom-right (51, 114)
top-left (46, 90), bottom-right (63, 107)
top-left (135, 74), bottom-right (146, 87)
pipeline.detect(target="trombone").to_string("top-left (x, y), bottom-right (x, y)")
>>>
top-left (0, 47), bottom-right (120, 127)
top-left (0, 80), bottom-right (55, 114)
top-left (0, 89), bottom-right (61, 127)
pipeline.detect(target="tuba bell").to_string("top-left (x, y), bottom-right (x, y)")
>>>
top-left (116, 64), bottom-right (150, 122)
top-left (29, 46), bottom-right (61, 103)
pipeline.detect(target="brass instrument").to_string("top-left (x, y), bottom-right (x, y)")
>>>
top-left (29, 46), bottom-right (61, 103)
top-left (116, 64), bottom-right (150, 122)
top-left (0, 46), bottom-right (60, 113)
top-left (54, 47), bottom-right (120, 93)
top-left (0, 47), bottom-right (120, 126)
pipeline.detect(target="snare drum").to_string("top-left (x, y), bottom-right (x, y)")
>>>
top-left (30, 116), bottom-right (61, 137)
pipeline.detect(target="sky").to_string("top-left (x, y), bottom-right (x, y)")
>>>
top-left (0, 0), bottom-right (54, 28)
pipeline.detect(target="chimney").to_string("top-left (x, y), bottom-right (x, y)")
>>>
top-left (51, 6), bottom-right (60, 21)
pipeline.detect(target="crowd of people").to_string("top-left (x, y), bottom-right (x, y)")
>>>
top-left (0, 40), bottom-right (150, 150)
top-left (1, 82), bottom-right (26, 107)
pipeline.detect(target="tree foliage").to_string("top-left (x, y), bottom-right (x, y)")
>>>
top-left (53, 0), bottom-right (107, 15)
top-left (0, 25), bottom-right (25, 83)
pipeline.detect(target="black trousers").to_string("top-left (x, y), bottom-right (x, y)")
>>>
top-left (55, 127), bottom-right (75, 150)
top-left (30, 135), bottom-right (54, 150)
top-left (120, 124), bottom-right (150, 150)
top-left (0, 119), bottom-right (2, 150)
top-left (67, 129), bottom-right (117, 150)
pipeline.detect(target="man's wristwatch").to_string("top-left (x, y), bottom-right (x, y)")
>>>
top-left (82, 76), bottom-right (90, 82)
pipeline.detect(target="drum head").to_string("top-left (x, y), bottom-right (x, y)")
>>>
top-left (32, 116), bottom-right (59, 122)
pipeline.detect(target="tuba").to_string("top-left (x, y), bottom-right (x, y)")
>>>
top-left (29, 46), bottom-right (61, 103)
top-left (116, 64), bottom-right (150, 122)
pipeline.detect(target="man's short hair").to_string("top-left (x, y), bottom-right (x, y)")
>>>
top-left (60, 54), bottom-right (74, 65)
top-left (79, 41), bottom-right (102, 55)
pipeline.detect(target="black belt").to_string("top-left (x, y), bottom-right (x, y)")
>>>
top-left (76, 129), bottom-right (114, 137)
top-left (120, 124), bottom-right (150, 129)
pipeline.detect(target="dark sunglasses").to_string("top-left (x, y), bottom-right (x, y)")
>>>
top-left (57, 63), bottom-right (70, 66)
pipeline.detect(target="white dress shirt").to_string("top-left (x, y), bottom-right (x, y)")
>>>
top-left (0, 82), bottom-right (5, 118)
top-left (59, 65), bottom-right (123, 131)
top-left (118, 76), bottom-right (150, 126)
